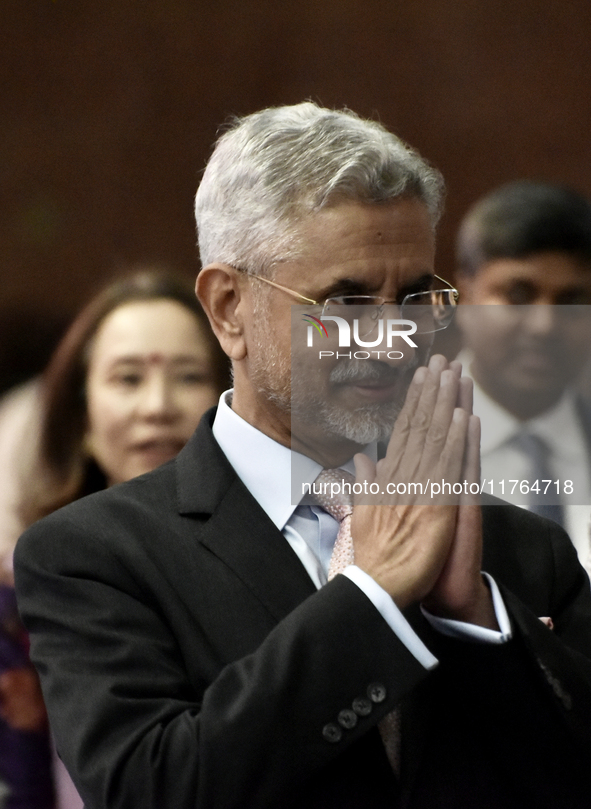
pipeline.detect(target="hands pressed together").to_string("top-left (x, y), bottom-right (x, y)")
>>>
top-left (351, 354), bottom-right (498, 630)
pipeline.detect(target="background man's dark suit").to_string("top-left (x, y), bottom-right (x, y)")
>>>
top-left (14, 411), bottom-right (591, 809)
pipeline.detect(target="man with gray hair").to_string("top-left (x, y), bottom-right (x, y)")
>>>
top-left (15, 104), bottom-right (591, 808)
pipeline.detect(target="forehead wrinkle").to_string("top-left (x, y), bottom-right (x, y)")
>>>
top-left (270, 198), bottom-right (435, 304)
top-left (285, 238), bottom-right (435, 296)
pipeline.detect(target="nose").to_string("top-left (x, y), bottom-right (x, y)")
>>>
top-left (354, 317), bottom-right (422, 372)
top-left (138, 374), bottom-right (180, 421)
top-left (522, 304), bottom-right (559, 335)
top-left (318, 307), bottom-right (425, 369)
top-left (357, 303), bottom-right (404, 339)
top-left (373, 306), bottom-right (426, 366)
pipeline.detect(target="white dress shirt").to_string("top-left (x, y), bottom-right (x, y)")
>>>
top-left (212, 391), bottom-right (512, 672)
top-left (466, 367), bottom-right (591, 578)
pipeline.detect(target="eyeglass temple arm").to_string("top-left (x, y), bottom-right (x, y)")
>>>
top-left (245, 270), bottom-right (458, 306)
top-left (245, 273), bottom-right (318, 305)
top-left (434, 274), bottom-right (460, 303)
top-left (382, 276), bottom-right (459, 306)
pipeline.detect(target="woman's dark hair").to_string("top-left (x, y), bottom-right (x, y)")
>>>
top-left (20, 268), bottom-right (229, 524)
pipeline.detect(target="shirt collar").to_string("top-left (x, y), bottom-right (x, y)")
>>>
top-left (459, 351), bottom-right (583, 460)
top-left (212, 390), bottom-right (375, 531)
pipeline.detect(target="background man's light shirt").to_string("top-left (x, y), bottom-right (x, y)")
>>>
top-left (469, 372), bottom-right (591, 575)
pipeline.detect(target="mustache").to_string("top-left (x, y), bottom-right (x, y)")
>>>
top-left (328, 357), bottom-right (419, 385)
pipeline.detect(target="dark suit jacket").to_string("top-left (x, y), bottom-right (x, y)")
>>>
top-left (14, 410), bottom-right (591, 809)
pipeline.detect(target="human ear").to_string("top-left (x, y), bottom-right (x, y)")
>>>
top-left (196, 265), bottom-right (247, 361)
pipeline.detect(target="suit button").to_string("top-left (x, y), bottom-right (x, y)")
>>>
top-left (322, 723), bottom-right (343, 743)
top-left (367, 682), bottom-right (387, 703)
top-left (352, 696), bottom-right (372, 716)
top-left (338, 709), bottom-right (358, 729)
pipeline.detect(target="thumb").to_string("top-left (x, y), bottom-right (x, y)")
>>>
top-left (353, 452), bottom-right (376, 487)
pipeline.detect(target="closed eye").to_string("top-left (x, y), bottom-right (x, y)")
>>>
top-left (397, 274), bottom-right (435, 303)
top-left (319, 279), bottom-right (369, 301)
top-left (111, 372), bottom-right (143, 387)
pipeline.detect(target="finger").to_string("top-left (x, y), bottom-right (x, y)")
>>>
top-left (415, 369), bottom-right (461, 475)
top-left (457, 375), bottom-right (473, 414)
top-left (449, 359), bottom-right (462, 379)
top-left (380, 355), bottom-right (457, 498)
top-left (397, 354), bottom-right (448, 440)
top-left (381, 364), bottom-right (428, 475)
top-left (427, 353), bottom-right (451, 374)
top-left (430, 354), bottom-right (452, 372)
top-left (352, 453), bottom-right (378, 505)
top-left (460, 415), bottom-right (481, 505)
top-left (434, 407), bottom-right (470, 503)
top-left (387, 365), bottom-right (427, 441)
top-left (401, 355), bottom-right (450, 454)
top-left (353, 452), bottom-right (376, 486)
top-left (384, 356), bottom-right (456, 485)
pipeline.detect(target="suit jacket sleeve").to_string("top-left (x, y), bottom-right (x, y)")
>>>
top-left (407, 505), bottom-right (591, 806)
top-left (14, 474), bottom-right (591, 809)
top-left (14, 485), bottom-right (427, 809)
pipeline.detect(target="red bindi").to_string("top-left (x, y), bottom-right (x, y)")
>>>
top-left (146, 353), bottom-right (166, 365)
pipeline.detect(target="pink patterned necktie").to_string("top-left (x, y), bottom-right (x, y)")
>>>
top-left (310, 468), bottom-right (355, 578)
top-left (312, 468), bottom-right (402, 774)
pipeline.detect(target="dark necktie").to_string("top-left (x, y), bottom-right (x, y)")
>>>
top-left (511, 431), bottom-right (564, 527)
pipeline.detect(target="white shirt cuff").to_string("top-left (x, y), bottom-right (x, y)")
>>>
top-left (420, 572), bottom-right (513, 643)
top-left (342, 565), bottom-right (438, 670)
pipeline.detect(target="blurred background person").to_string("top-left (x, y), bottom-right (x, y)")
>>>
top-left (455, 180), bottom-right (591, 576)
top-left (0, 581), bottom-right (49, 809)
top-left (20, 268), bottom-right (228, 525)
top-left (0, 380), bottom-right (42, 581)
top-left (1, 268), bottom-right (229, 809)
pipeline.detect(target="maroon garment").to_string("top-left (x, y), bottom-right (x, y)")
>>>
top-left (0, 585), bottom-right (54, 809)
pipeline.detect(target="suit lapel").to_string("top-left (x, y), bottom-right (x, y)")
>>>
top-left (175, 410), bottom-right (317, 622)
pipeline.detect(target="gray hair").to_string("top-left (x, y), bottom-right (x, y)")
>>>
top-left (195, 102), bottom-right (445, 276)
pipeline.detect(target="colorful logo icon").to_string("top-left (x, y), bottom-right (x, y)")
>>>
top-left (302, 314), bottom-right (329, 337)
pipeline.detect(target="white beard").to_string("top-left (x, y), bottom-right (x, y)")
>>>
top-left (250, 332), bottom-right (411, 444)
top-left (248, 294), bottom-right (422, 445)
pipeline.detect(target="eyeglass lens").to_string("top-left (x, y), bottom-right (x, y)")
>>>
top-left (321, 291), bottom-right (456, 335)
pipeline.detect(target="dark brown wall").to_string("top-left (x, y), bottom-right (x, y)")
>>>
top-left (2, 0), bottom-right (591, 389)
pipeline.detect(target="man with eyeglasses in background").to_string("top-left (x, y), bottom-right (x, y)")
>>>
top-left (455, 180), bottom-right (591, 577)
top-left (15, 105), bottom-right (591, 808)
